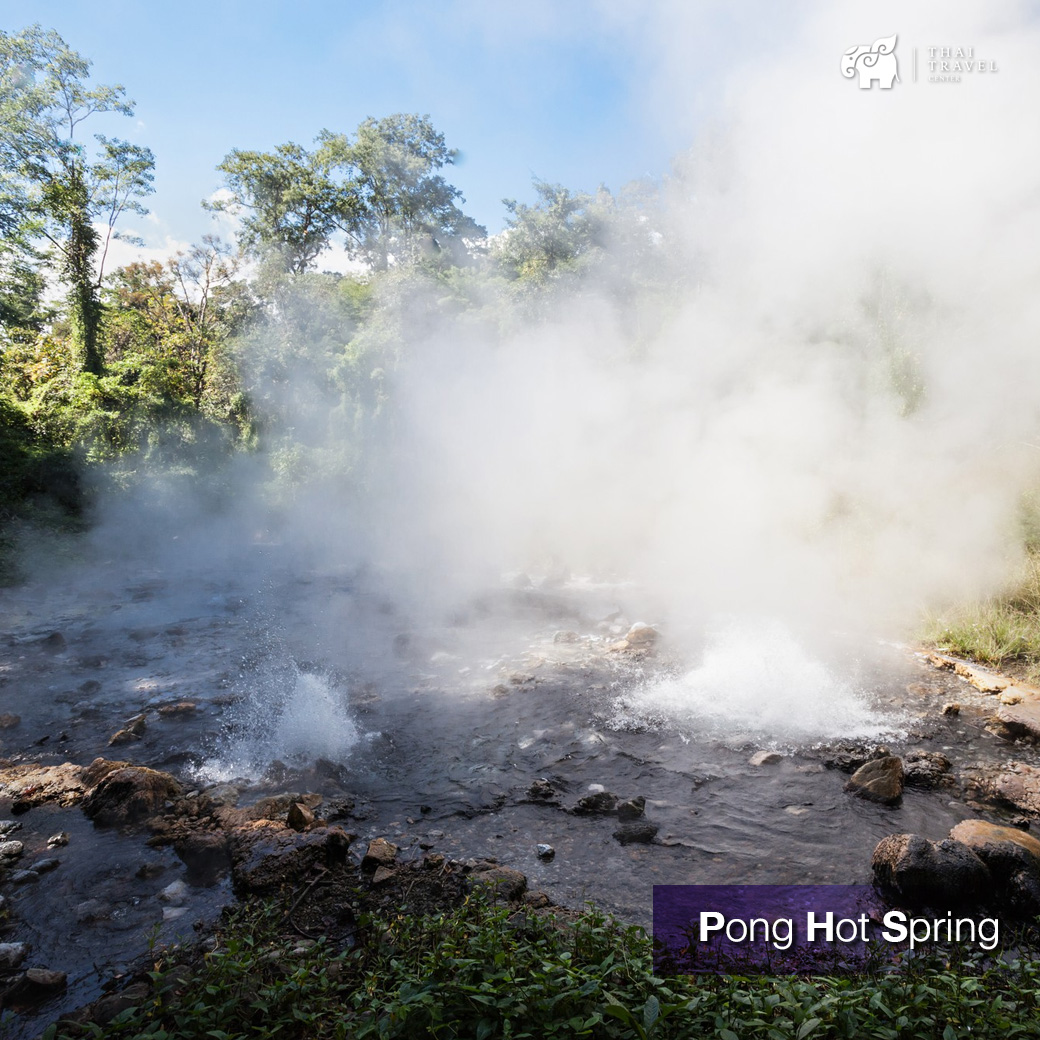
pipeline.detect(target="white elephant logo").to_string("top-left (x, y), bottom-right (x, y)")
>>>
top-left (842, 33), bottom-right (899, 89)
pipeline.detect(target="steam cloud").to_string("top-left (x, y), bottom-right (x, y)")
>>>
top-left (83, 1), bottom-right (1040, 727)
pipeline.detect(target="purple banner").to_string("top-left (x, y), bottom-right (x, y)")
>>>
top-left (653, 885), bottom-right (1000, 975)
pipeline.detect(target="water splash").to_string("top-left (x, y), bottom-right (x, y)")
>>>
top-left (201, 664), bottom-right (360, 781)
top-left (608, 619), bottom-right (897, 743)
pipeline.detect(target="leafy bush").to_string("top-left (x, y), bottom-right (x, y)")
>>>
top-left (41, 895), bottom-right (1040, 1040)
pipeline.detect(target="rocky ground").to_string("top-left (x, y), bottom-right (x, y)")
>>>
top-left (4, 564), bottom-right (1040, 1034)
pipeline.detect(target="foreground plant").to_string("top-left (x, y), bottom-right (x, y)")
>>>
top-left (37, 892), bottom-right (1040, 1040)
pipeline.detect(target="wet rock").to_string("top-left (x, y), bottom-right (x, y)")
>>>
top-left (0, 943), bottom-right (28, 970)
top-left (536, 843), bottom-right (555, 860)
top-left (29, 858), bottom-right (59, 873)
top-left (82, 765), bottom-right (183, 827)
top-left (950, 819), bottom-right (1040, 869)
top-left (525, 778), bottom-right (559, 804)
top-left (74, 899), bottom-right (109, 923)
top-left (613, 820), bottom-right (659, 845)
top-left (229, 823), bottom-right (352, 894)
top-left (950, 820), bottom-right (1040, 916)
top-left (0, 840), bottom-right (24, 860)
top-left (0, 821), bottom-right (20, 836)
top-left (616, 796), bottom-right (646, 820)
top-left (990, 702), bottom-right (1040, 744)
top-left (88, 981), bottom-right (150, 1025)
top-left (9, 870), bottom-right (38, 884)
top-left (844, 756), bottom-right (903, 806)
top-left (363, 837), bottom-right (398, 870)
top-left (0, 760), bottom-right (100, 809)
top-left (202, 783), bottom-right (239, 807)
top-left (0, 714), bottom-right (20, 729)
top-left (39, 632), bottom-right (66, 654)
top-left (523, 891), bottom-right (551, 908)
top-left (2, 967), bottom-right (67, 1006)
top-left (903, 750), bottom-right (952, 790)
top-left (469, 865), bottom-right (527, 901)
top-left (749, 751), bottom-right (782, 767)
top-left (158, 701), bottom-right (197, 718)
top-left (173, 830), bottom-right (230, 884)
top-left (108, 727), bottom-right (141, 746)
top-left (287, 802), bottom-right (316, 832)
top-left (159, 879), bottom-right (189, 905)
top-left (821, 743), bottom-right (890, 774)
top-left (992, 763), bottom-right (1040, 815)
top-left (574, 791), bottom-right (618, 815)
top-left (162, 907), bottom-right (188, 922)
top-left (941, 702), bottom-right (961, 716)
top-left (553, 630), bottom-right (579, 644)
top-left (624, 622), bottom-right (658, 646)
top-left (872, 833), bottom-right (990, 908)
top-left (46, 831), bottom-right (69, 847)
top-left (1000, 690), bottom-right (1024, 705)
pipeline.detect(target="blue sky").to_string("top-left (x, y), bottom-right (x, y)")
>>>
top-left (3, 0), bottom-right (742, 252)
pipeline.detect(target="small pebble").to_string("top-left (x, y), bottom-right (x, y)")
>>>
top-left (536, 843), bottom-right (556, 861)
top-left (0, 840), bottom-right (24, 859)
top-left (46, 832), bottom-right (69, 847)
top-left (30, 858), bottom-right (60, 873)
top-left (159, 880), bottom-right (189, 905)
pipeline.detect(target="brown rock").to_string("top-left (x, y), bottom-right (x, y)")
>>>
top-left (0, 714), bottom-right (20, 729)
top-left (371, 865), bottom-right (396, 885)
top-left (0, 761), bottom-right (98, 809)
top-left (949, 819), bottom-right (1040, 916)
top-left (845, 756), bottom-right (903, 805)
top-left (623, 623), bottom-right (658, 647)
top-left (990, 701), bottom-right (1040, 743)
top-left (173, 830), bottom-right (231, 884)
top-left (2, 967), bottom-right (68, 1008)
top-left (872, 833), bottom-right (989, 908)
top-left (993, 763), bottom-right (1040, 815)
top-left (229, 822), bottom-right (351, 894)
top-left (749, 751), bottom-right (782, 767)
top-left (613, 820), bottom-right (659, 845)
top-left (362, 837), bottom-right (398, 870)
top-left (287, 802), bottom-right (316, 832)
top-left (108, 728), bottom-right (140, 746)
top-left (158, 702), bottom-right (197, 718)
top-left (469, 865), bottom-right (527, 901)
top-left (903, 750), bottom-right (952, 789)
top-left (82, 766), bottom-right (182, 827)
top-left (574, 791), bottom-right (618, 814)
top-left (950, 819), bottom-right (1040, 870)
top-left (616, 796), bottom-right (646, 820)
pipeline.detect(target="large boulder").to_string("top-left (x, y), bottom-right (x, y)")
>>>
top-left (82, 766), bottom-right (182, 827)
top-left (949, 820), bottom-right (1040, 916)
top-left (872, 833), bottom-right (990, 908)
top-left (227, 821), bottom-right (351, 894)
top-left (845, 756), bottom-right (903, 805)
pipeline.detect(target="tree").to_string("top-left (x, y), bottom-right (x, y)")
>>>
top-left (330, 114), bottom-right (485, 270)
top-left (0, 25), bottom-right (154, 373)
top-left (209, 140), bottom-right (355, 276)
top-left (213, 114), bottom-right (484, 276)
top-left (105, 237), bottom-right (248, 408)
top-left (494, 180), bottom-right (606, 280)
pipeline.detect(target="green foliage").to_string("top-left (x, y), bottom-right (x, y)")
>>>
top-left (0, 24), bottom-right (155, 372)
top-left (213, 114), bottom-right (484, 276)
top-left (925, 548), bottom-right (1040, 680)
top-left (41, 896), bottom-right (1040, 1040)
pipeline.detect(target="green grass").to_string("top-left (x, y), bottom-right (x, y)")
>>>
top-left (37, 895), bottom-right (1040, 1040)
top-left (925, 551), bottom-right (1040, 680)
